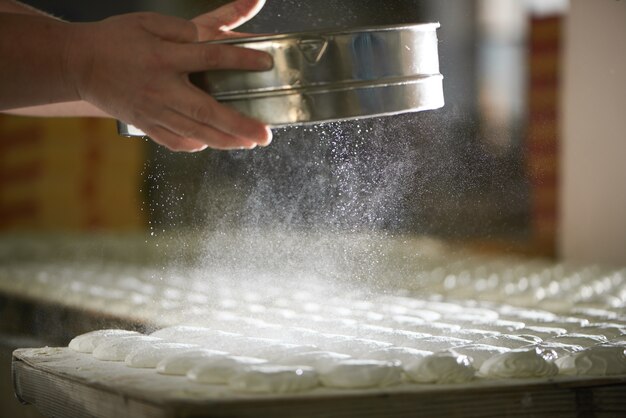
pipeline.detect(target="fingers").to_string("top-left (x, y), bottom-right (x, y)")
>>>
top-left (143, 125), bottom-right (209, 152)
top-left (105, 9), bottom-right (274, 153)
top-left (133, 12), bottom-right (198, 43)
top-left (173, 87), bottom-right (272, 146)
top-left (157, 107), bottom-right (261, 150)
top-left (213, 30), bottom-right (260, 40)
top-left (146, 123), bottom-right (260, 152)
top-left (169, 42), bottom-right (272, 73)
top-left (192, 0), bottom-right (265, 36)
top-left (141, 82), bottom-right (273, 152)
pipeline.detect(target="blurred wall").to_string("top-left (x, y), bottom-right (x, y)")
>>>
top-left (0, 117), bottom-right (146, 231)
top-left (560, 0), bottom-right (626, 264)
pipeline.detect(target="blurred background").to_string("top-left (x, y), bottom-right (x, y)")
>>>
top-left (0, 0), bottom-right (624, 262)
top-left (0, 0), bottom-right (568, 257)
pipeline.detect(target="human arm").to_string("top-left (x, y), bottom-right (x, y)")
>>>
top-left (6, 101), bottom-right (109, 117)
top-left (0, 0), bottom-right (106, 116)
top-left (0, 0), bottom-right (273, 151)
top-left (0, 0), bottom-right (52, 15)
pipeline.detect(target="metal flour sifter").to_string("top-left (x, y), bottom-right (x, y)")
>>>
top-left (117, 23), bottom-right (443, 137)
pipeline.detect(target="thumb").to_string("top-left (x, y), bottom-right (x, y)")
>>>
top-left (192, 0), bottom-right (265, 39)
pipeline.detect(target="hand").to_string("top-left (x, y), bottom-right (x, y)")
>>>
top-left (68, 0), bottom-right (273, 152)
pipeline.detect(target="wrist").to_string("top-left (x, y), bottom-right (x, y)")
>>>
top-left (63, 21), bottom-right (95, 102)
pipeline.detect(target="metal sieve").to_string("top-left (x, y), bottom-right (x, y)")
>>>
top-left (117, 23), bottom-right (443, 137)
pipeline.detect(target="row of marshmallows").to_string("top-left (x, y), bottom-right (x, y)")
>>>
top-left (68, 325), bottom-right (626, 393)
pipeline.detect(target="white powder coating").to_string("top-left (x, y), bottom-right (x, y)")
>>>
top-left (252, 344), bottom-right (320, 362)
top-left (233, 338), bottom-right (303, 358)
top-left (69, 330), bottom-right (140, 353)
top-left (92, 336), bottom-right (163, 361)
top-left (476, 334), bottom-right (540, 349)
top-left (404, 336), bottom-right (472, 352)
top-left (532, 341), bottom-right (584, 358)
top-left (278, 351), bottom-right (352, 372)
top-left (187, 356), bottom-right (268, 384)
top-left (229, 365), bottom-right (319, 393)
top-left (318, 359), bottom-right (403, 388)
top-left (364, 346), bottom-right (433, 365)
top-left (150, 326), bottom-right (243, 351)
top-left (65, 313), bottom-right (626, 392)
top-left (478, 348), bottom-right (559, 379)
top-left (547, 333), bottom-right (609, 348)
top-left (405, 351), bottom-right (474, 384)
top-left (125, 343), bottom-right (199, 368)
top-left (156, 349), bottom-right (229, 375)
top-left (513, 326), bottom-right (567, 340)
top-left (315, 336), bottom-right (393, 357)
top-left (454, 329), bottom-right (499, 341)
top-left (556, 346), bottom-right (626, 376)
top-left (447, 345), bottom-right (509, 368)
top-left (54, 257), bottom-right (626, 394)
top-left (576, 324), bottom-right (625, 339)
top-left (150, 326), bottom-right (216, 340)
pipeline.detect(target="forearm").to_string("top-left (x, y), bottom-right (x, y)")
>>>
top-left (4, 101), bottom-right (110, 117)
top-left (0, 0), bottom-right (57, 17)
top-left (0, 13), bottom-right (81, 110)
top-left (0, 2), bottom-right (107, 117)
